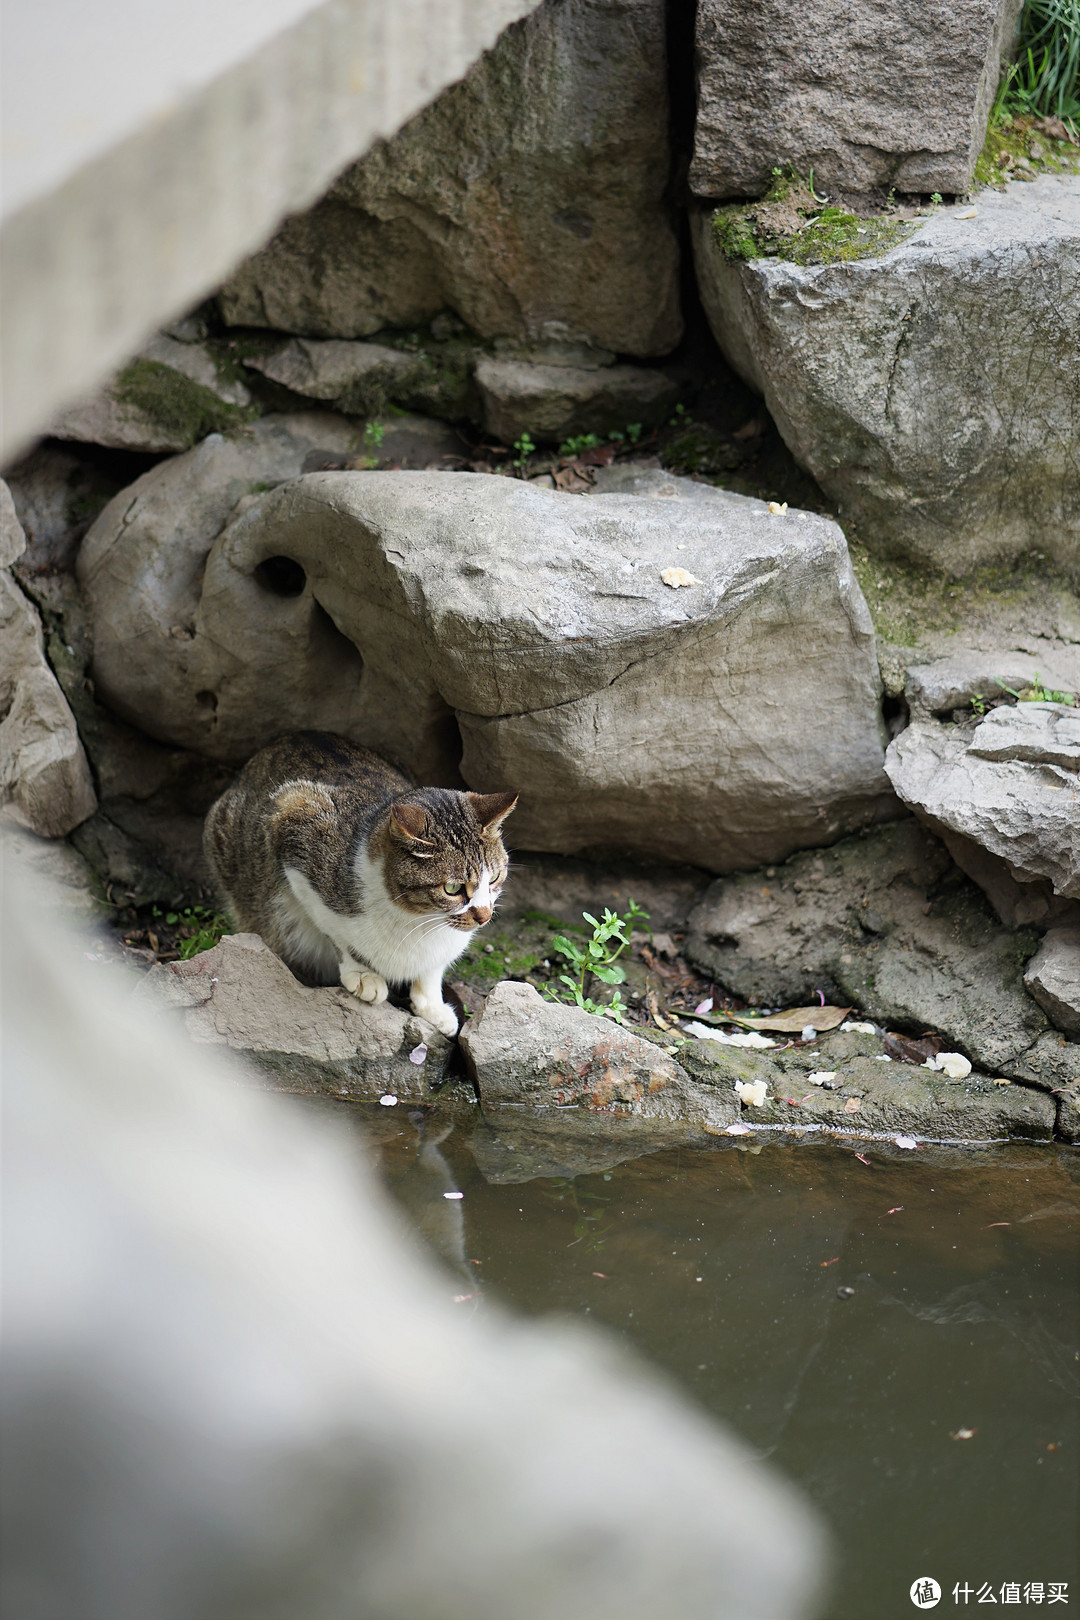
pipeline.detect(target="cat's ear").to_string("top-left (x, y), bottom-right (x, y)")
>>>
top-left (468, 789), bottom-right (519, 834)
top-left (390, 802), bottom-right (435, 848)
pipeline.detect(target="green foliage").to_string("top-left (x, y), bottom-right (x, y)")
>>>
top-left (512, 432), bottom-right (536, 469)
top-left (364, 420), bottom-right (385, 449)
top-left (998, 0), bottom-right (1080, 122)
top-left (712, 196), bottom-right (915, 268)
top-left (994, 673), bottom-right (1077, 704)
top-left (544, 900), bottom-right (649, 1023)
top-left (970, 692), bottom-right (989, 716)
top-left (974, 110), bottom-right (1080, 186)
top-left (153, 905), bottom-right (230, 959)
top-left (558, 432), bottom-right (602, 458)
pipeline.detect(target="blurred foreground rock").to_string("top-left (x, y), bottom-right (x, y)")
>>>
top-left (691, 0), bottom-right (1021, 199)
top-left (692, 176), bottom-right (1080, 575)
top-left (219, 0), bottom-right (681, 358)
top-left (79, 461), bottom-right (891, 872)
top-left (136, 932), bottom-right (455, 1100)
top-left (3, 854), bottom-right (825, 1620)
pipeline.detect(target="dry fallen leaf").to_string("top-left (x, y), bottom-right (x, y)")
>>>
top-left (661, 566), bottom-right (701, 588)
top-left (714, 1004), bottom-right (851, 1034)
top-left (843, 1096), bottom-right (862, 1113)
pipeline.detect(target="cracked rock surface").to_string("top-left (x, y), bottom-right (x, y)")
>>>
top-left (136, 933), bottom-right (453, 1100)
top-left (692, 175), bottom-right (1080, 575)
top-left (1024, 927), bottom-right (1080, 1039)
top-left (79, 459), bottom-right (892, 871)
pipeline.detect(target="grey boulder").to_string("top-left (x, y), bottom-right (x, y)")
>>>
top-left (475, 356), bottom-right (678, 444)
top-left (1023, 927), bottom-right (1080, 1038)
top-left (0, 484), bottom-right (97, 838)
top-left (79, 463), bottom-right (892, 872)
top-left (243, 338), bottom-right (424, 416)
top-left (685, 821), bottom-right (1051, 1074)
top-left (690, 0), bottom-right (1021, 199)
top-left (49, 334), bottom-right (254, 454)
top-left (219, 0), bottom-right (680, 358)
top-left (692, 176), bottom-right (1080, 575)
top-left (885, 709), bottom-right (1080, 904)
top-left (459, 979), bottom-right (735, 1127)
top-left (136, 932), bottom-right (454, 1100)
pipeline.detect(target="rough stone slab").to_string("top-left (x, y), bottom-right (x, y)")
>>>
top-left (0, 488), bottom-right (97, 838)
top-left (904, 649), bottom-right (1080, 717)
top-left (79, 463), bottom-right (891, 871)
top-left (475, 358), bottom-right (678, 445)
top-left (968, 702), bottom-right (1080, 769)
top-left (0, 480), bottom-right (25, 568)
top-left (685, 822), bottom-right (1051, 1074)
top-left (885, 714), bottom-right (1080, 900)
top-left (937, 827), bottom-right (1079, 930)
top-left (136, 933), bottom-right (453, 1100)
top-left (243, 338), bottom-right (424, 416)
top-left (679, 1031), bottom-right (1054, 1142)
top-left (3, 444), bottom-right (121, 573)
top-left (1024, 927), bottom-right (1080, 1038)
top-left (219, 0), bottom-right (681, 359)
top-left (3, 0), bottom-right (540, 462)
top-left (459, 979), bottom-right (729, 1125)
top-left (690, 0), bottom-right (1021, 199)
top-left (49, 336), bottom-right (254, 454)
top-left (691, 176), bottom-right (1080, 575)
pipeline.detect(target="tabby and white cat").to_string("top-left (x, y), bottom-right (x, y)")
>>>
top-left (203, 732), bottom-right (517, 1037)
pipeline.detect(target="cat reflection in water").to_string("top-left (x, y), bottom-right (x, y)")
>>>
top-left (204, 732), bottom-right (517, 1037)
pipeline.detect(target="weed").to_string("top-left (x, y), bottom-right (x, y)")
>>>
top-left (152, 904), bottom-right (230, 959)
top-left (364, 420), bottom-right (385, 449)
top-left (512, 433), bottom-right (536, 469)
top-left (626, 422), bottom-right (643, 444)
top-left (544, 900), bottom-right (649, 1023)
top-left (971, 693), bottom-right (989, 716)
top-left (558, 432), bottom-right (602, 459)
top-left (998, 0), bottom-right (1080, 123)
top-left (994, 673), bottom-right (1077, 703)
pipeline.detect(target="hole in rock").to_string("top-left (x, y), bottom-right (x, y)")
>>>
top-left (195, 690), bottom-right (218, 713)
top-left (882, 693), bottom-right (908, 739)
top-left (255, 555), bottom-right (307, 597)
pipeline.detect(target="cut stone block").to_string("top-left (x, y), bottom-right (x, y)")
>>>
top-left (79, 460), bottom-right (893, 872)
top-left (692, 176), bottom-right (1080, 575)
top-left (136, 933), bottom-right (454, 1099)
top-left (690, 0), bottom-right (1022, 199)
top-left (218, 0), bottom-right (681, 359)
top-left (475, 357), bottom-right (678, 445)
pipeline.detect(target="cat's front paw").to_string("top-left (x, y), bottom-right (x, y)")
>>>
top-left (412, 994), bottom-right (459, 1038)
top-left (341, 966), bottom-right (388, 1005)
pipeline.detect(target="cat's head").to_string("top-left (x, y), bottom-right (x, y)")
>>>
top-left (378, 787), bottom-right (518, 929)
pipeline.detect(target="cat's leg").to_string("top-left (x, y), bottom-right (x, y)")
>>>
top-left (411, 971), bottom-right (458, 1038)
top-left (339, 954), bottom-right (388, 1005)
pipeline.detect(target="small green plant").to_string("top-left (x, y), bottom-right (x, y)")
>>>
top-left (994, 672), bottom-right (1076, 703)
top-left (668, 402), bottom-right (689, 426)
top-left (363, 420), bottom-right (385, 449)
top-left (558, 432), bottom-right (602, 458)
top-left (545, 900), bottom-right (649, 1023)
top-left (625, 422), bottom-right (643, 444)
top-left (970, 692), bottom-right (989, 715)
top-left (153, 904), bottom-right (230, 959)
top-left (930, 192), bottom-right (944, 207)
top-left (512, 432), bottom-right (536, 469)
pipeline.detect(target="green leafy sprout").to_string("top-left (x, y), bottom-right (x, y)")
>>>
top-left (153, 904), bottom-right (230, 959)
top-left (994, 673), bottom-right (1077, 704)
top-left (512, 432), bottom-right (536, 469)
top-left (545, 899), bottom-right (649, 1024)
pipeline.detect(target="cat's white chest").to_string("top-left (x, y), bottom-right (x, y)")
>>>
top-left (282, 855), bottom-right (469, 984)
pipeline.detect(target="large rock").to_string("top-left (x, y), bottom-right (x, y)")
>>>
top-left (218, 0), bottom-right (681, 358)
top-left (0, 484), bottom-right (97, 838)
top-left (690, 0), bottom-right (1021, 199)
top-left (885, 709), bottom-right (1080, 904)
top-left (685, 822), bottom-right (1052, 1074)
top-left (79, 463), bottom-right (893, 871)
top-left (136, 933), bottom-right (455, 1100)
top-left (49, 335), bottom-right (255, 454)
top-left (243, 338), bottom-right (425, 416)
top-left (475, 355), bottom-right (678, 444)
top-left (1023, 927), bottom-right (1080, 1039)
top-left (459, 978), bottom-right (734, 1125)
top-left (692, 176), bottom-right (1080, 575)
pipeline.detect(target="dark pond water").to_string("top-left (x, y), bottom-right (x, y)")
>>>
top-left (360, 1107), bottom-right (1079, 1620)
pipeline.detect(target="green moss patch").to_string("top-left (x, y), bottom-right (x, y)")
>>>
top-left (973, 113), bottom-right (1080, 188)
top-left (113, 359), bottom-right (254, 447)
top-left (711, 170), bottom-right (918, 267)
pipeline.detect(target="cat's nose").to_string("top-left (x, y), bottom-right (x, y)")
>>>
top-left (470, 904), bottom-right (493, 926)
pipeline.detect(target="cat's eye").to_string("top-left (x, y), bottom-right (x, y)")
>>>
top-left (443, 880), bottom-right (464, 896)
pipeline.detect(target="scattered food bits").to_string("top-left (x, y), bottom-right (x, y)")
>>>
top-left (840, 1020), bottom-right (876, 1034)
top-left (875, 1054), bottom-right (893, 1062)
top-left (820, 1256), bottom-right (840, 1267)
top-left (801, 1024), bottom-right (818, 1041)
top-left (768, 500), bottom-right (789, 515)
top-left (734, 1079), bottom-right (770, 1107)
top-left (408, 1042), bottom-right (428, 1065)
top-left (843, 1096), bottom-right (863, 1113)
top-left (956, 208), bottom-right (977, 219)
top-left (719, 1120), bottom-right (753, 1136)
top-left (443, 1191), bottom-right (464, 1200)
top-left (894, 1135), bottom-right (918, 1150)
top-left (806, 1070), bottom-right (837, 1086)
top-left (379, 1094), bottom-right (398, 1106)
top-left (660, 566), bottom-right (701, 588)
top-left (885, 1206), bottom-right (904, 1215)
top-left (951, 1427), bottom-right (977, 1440)
top-left (837, 1285), bottom-right (856, 1299)
top-left (923, 1051), bottom-right (972, 1079)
